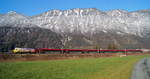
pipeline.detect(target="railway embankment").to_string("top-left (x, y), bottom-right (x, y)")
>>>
top-left (0, 53), bottom-right (150, 62)
top-left (0, 53), bottom-right (117, 62)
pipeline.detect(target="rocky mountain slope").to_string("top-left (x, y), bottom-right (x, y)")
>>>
top-left (0, 8), bottom-right (150, 49)
top-left (31, 8), bottom-right (150, 37)
top-left (0, 26), bottom-right (63, 52)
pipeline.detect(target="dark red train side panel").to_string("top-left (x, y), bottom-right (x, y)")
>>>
top-left (36, 48), bottom-right (143, 53)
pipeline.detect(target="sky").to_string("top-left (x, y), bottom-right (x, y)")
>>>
top-left (0, 0), bottom-right (150, 16)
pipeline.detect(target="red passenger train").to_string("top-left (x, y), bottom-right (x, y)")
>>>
top-left (12, 47), bottom-right (146, 54)
top-left (35, 48), bottom-right (144, 54)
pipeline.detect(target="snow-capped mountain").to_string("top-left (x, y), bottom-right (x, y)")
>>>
top-left (1, 8), bottom-right (150, 37)
top-left (0, 11), bottom-right (37, 27)
top-left (31, 8), bottom-right (150, 37)
top-left (0, 8), bottom-right (150, 49)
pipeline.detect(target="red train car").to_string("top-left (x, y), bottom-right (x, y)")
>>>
top-left (36, 48), bottom-right (143, 54)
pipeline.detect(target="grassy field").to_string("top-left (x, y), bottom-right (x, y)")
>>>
top-left (0, 55), bottom-right (150, 79)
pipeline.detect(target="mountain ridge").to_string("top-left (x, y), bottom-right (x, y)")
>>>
top-left (30, 8), bottom-right (150, 37)
top-left (0, 8), bottom-right (150, 49)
